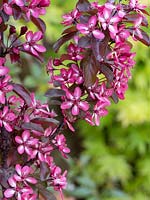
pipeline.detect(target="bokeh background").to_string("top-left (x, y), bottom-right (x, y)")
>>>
top-left (10, 0), bottom-right (150, 199)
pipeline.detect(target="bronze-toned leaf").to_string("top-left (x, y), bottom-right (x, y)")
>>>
top-left (22, 122), bottom-right (44, 132)
top-left (53, 31), bottom-right (77, 52)
top-left (81, 51), bottom-right (99, 87)
top-left (12, 83), bottom-right (31, 106)
top-left (78, 36), bottom-right (91, 48)
top-left (100, 64), bottom-right (114, 83)
top-left (76, 0), bottom-right (91, 12)
top-left (31, 17), bottom-right (46, 33)
top-left (129, 29), bottom-right (150, 46)
top-left (45, 89), bottom-right (65, 98)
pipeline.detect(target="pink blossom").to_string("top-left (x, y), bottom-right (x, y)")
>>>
top-left (77, 15), bottom-right (105, 40)
top-left (51, 166), bottom-right (67, 191)
top-left (14, 164), bottom-right (37, 185)
top-left (62, 9), bottom-right (80, 26)
top-left (0, 75), bottom-right (13, 104)
top-left (23, 31), bottom-right (46, 57)
top-left (0, 106), bottom-right (16, 132)
top-left (15, 130), bottom-right (39, 155)
top-left (53, 134), bottom-right (70, 157)
top-left (61, 87), bottom-right (89, 116)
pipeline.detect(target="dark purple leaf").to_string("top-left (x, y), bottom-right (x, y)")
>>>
top-left (100, 64), bottom-right (114, 83)
top-left (62, 26), bottom-right (77, 35)
top-left (91, 33), bottom-right (110, 62)
top-left (38, 185), bottom-right (56, 200)
top-left (76, 0), bottom-right (91, 12)
top-left (124, 14), bottom-right (148, 27)
top-left (12, 5), bottom-right (22, 20)
top-left (53, 31), bottom-right (77, 52)
top-left (60, 54), bottom-right (71, 61)
top-left (78, 36), bottom-right (91, 48)
top-left (45, 89), bottom-right (65, 98)
top-left (12, 83), bottom-right (31, 106)
top-left (128, 29), bottom-right (150, 46)
top-left (31, 17), bottom-right (46, 33)
top-left (40, 162), bottom-right (49, 181)
top-left (79, 15), bottom-right (90, 23)
top-left (31, 117), bottom-right (59, 129)
top-left (81, 51), bottom-right (99, 87)
top-left (22, 122), bottom-right (44, 132)
top-left (111, 92), bottom-right (119, 104)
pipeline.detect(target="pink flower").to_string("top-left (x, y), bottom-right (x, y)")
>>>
top-left (15, 130), bottom-right (39, 155)
top-left (4, 176), bottom-right (34, 199)
top-left (92, 101), bottom-right (109, 126)
top-left (23, 31), bottom-right (46, 57)
top-left (61, 87), bottom-right (89, 116)
top-left (0, 75), bottom-right (13, 104)
top-left (25, 0), bottom-right (50, 20)
top-left (67, 43), bottom-right (84, 61)
top-left (62, 9), bottom-right (80, 26)
top-left (0, 106), bottom-right (16, 132)
top-left (98, 4), bottom-right (121, 35)
top-left (77, 15), bottom-right (105, 40)
top-left (53, 134), bottom-right (70, 157)
top-left (51, 166), bottom-right (67, 191)
top-left (13, 164), bottom-right (37, 185)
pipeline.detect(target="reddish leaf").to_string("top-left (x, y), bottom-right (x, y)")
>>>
top-left (53, 31), bottom-right (77, 52)
top-left (62, 26), bottom-right (77, 35)
top-left (38, 185), bottom-right (56, 200)
top-left (129, 29), bottom-right (150, 46)
top-left (31, 117), bottom-right (59, 129)
top-left (81, 51), bottom-right (99, 87)
top-left (91, 33), bottom-right (110, 62)
top-left (76, 0), bottom-right (91, 12)
top-left (45, 89), bottom-right (65, 98)
top-left (31, 17), bottom-right (46, 33)
top-left (12, 83), bottom-right (31, 106)
top-left (100, 64), bottom-right (114, 83)
top-left (78, 36), bottom-right (91, 48)
top-left (40, 162), bottom-right (49, 181)
top-left (111, 92), bottom-right (119, 104)
top-left (22, 122), bottom-right (44, 132)
top-left (12, 5), bottom-right (22, 20)
top-left (124, 14), bottom-right (148, 27)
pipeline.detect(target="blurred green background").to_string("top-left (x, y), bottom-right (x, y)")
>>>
top-left (10, 0), bottom-right (150, 199)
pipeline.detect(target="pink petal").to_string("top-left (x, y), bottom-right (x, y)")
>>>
top-left (92, 30), bottom-right (105, 40)
top-left (4, 189), bottom-right (15, 198)
top-left (22, 166), bottom-right (31, 176)
top-left (26, 177), bottom-right (37, 184)
top-left (88, 15), bottom-right (97, 27)
top-left (74, 87), bottom-right (81, 99)
top-left (72, 105), bottom-right (79, 115)
top-left (76, 24), bottom-right (89, 35)
top-left (15, 0), bottom-right (24, 6)
top-left (3, 121), bottom-right (12, 132)
top-left (3, 3), bottom-right (13, 15)
top-left (15, 136), bottom-right (23, 144)
top-left (32, 31), bottom-right (42, 42)
top-left (17, 145), bottom-right (25, 154)
top-left (22, 130), bottom-right (30, 142)
top-left (0, 91), bottom-right (5, 104)
top-left (78, 101), bottom-right (89, 111)
top-left (15, 164), bottom-right (22, 176)
top-left (34, 44), bottom-right (46, 52)
top-left (8, 177), bottom-right (17, 187)
top-left (0, 66), bottom-right (9, 76)
top-left (61, 101), bottom-right (73, 110)
top-left (26, 31), bottom-right (33, 42)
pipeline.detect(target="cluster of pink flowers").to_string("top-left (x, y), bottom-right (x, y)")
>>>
top-left (0, 0), bottom-right (149, 199)
top-left (49, 0), bottom-right (149, 130)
